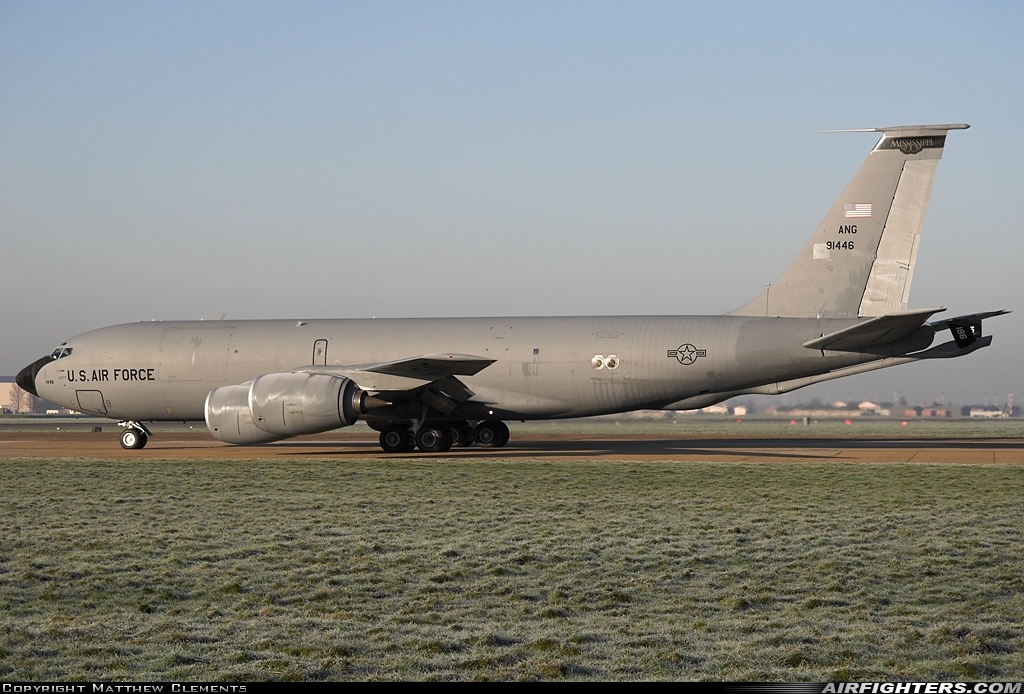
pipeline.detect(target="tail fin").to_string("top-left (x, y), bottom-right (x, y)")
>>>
top-left (730, 124), bottom-right (969, 318)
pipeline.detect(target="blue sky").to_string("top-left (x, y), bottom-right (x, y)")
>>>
top-left (2, 2), bottom-right (1021, 404)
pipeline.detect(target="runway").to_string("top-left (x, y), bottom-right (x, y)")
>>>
top-left (2, 427), bottom-right (1022, 463)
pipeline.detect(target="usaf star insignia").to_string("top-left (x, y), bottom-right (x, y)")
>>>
top-left (667, 344), bottom-right (706, 365)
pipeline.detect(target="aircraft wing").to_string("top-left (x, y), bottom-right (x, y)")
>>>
top-left (360, 353), bottom-right (495, 378)
top-left (802, 307), bottom-right (945, 351)
top-left (296, 353), bottom-right (495, 402)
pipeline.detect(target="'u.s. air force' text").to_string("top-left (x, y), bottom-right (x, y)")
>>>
top-left (66, 368), bottom-right (155, 382)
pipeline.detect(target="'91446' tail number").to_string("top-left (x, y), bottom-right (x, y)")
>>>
top-left (826, 240), bottom-right (854, 251)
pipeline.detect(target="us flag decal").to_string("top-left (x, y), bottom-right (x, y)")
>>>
top-left (845, 203), bottom-right (871, 218)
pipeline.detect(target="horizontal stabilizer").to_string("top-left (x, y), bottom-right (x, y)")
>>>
top-left (928, 310), bottom-right (1009, 333)
top-left (803, 307), bottom-right (944, 351)
top-left (913, 334), bottom-right (992, 359)
top-left (822, 123), bottom-right (970, 133)
top-left (761, 335), bottom-right (993, 395)
top-left (680, 334), bottom-right (993, 407)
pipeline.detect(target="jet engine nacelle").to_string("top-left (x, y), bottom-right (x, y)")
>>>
top-left (205, 384), bottom-right (285, 445)
top-left (248, 372), bottom-right (361, 437)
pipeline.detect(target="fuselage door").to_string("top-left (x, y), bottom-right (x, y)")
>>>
top-left (313, 339), bottom-right (328, 366)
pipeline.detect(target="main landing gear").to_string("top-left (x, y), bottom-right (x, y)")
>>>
top-left (377, 420), bottom-right (510, 453)
top-left (118, 421), bottom-right (152, 450)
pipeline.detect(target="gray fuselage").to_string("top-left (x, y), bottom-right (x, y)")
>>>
top-left (34, 315), bottom-right (910, 422)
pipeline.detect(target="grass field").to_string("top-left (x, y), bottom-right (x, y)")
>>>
top-left (2, 458), bottom-right (1023, 680)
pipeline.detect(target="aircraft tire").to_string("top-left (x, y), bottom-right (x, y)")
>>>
top-left (494, 421), bottom-right (510, 447)
top-left (119, 429), bottom-right (147, 450)
top-left (450, 422), bottom-right (473, 447)
top-left (473, 420), bottom-right (506, 447)
top-left (379, 425), bottom-right (414, 453)
top-left (416, 426), bottom-right (452, 453)
top-left (438, 428), bottom-right (454, 452)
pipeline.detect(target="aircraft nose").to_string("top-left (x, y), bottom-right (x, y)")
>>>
top-left (16, 356), bottom-right (54, 397)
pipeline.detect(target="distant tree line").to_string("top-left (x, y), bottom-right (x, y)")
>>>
top-left (7, 384), bottom-right (49, 414)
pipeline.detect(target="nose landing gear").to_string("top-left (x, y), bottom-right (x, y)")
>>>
top-left (118, 421), bottom-right (152, 450)
top-left (120, 429), bottom-right (147, 449)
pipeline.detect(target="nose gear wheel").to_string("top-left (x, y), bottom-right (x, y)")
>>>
top-left (119, 429), bottom-right (148, 450)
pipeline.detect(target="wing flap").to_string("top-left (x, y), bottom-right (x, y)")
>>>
top-left (803, 307), bottom-right (944, 351)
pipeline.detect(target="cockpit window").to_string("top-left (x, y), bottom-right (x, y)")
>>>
top-left (49, 347), bottom-right (72, 359)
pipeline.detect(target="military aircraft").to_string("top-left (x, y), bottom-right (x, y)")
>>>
top-left (18, 123), bottom-right (1005, 452)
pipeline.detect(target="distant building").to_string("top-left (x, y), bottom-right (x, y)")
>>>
top-left (906, 405), bottom-right (952, 418)
top-left (787, 408), bottom-right (863, 418)
top-left (969, 408), bottom-right (1009, 419)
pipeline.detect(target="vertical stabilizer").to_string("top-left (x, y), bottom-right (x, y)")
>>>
top-left (730, 124), bottom-right (968, 318)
